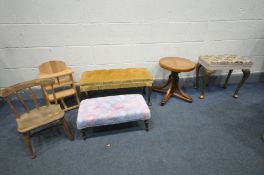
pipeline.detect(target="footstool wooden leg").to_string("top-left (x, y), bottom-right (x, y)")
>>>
top-left (146, 86), bottom-right (152, 106)
top-left (223, 70), bottom-right (233, 89)
top-left (200, 69), bottom-right (214, 99)
top-left (80, 129), bottom-right (86, 140)
top-left (22, 132), bottom-right (36, 159)
top-left (194, 63), bottom-right (202, 89)
top-left (144, 120), bottom-right (149, 131)
top-left (233, 69), bottom-right (250, 98)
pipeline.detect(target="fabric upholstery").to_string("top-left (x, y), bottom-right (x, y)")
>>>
top-left (199, 55), bottom-right (253, 65)
top-left (77, 94), bottom-right (151, 129)
top-left (80, 68), bottom-right (153, 92)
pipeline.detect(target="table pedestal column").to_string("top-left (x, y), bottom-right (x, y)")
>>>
top-left (153, 72), bottom-right (193, 106)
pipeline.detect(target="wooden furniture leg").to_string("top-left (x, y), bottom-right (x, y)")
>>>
top-left (62, 118), bottom-right (74, 140)
top-left (146, 86), bottom-right (152, 106)
top-left (194, 63), bottom-right (202, 89)
top-left (22, 132), bottom-right (36, 159)
top-left (153, 72), bottom-right (193, 105)
top-left (199, 69), bottom-right (214, 99)
top-left (80, 129), bottom-right (86, 140)
top-left (233, 69), bottom-right (250, 98)
top-left (144, 120), bottom-right (149, 131)
top-left (223, 70), bottom-right (233, 89)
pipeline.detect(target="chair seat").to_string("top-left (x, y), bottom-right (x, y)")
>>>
top-left (16, 104), bottom-right (64, 133)
top-left (77, 94), bottom-right (151, 129)
top-left (48, 89), bottom-right (76, 101)
top-left (199, 55), bottom-right (253, 70)
top-left (80, 68), bottom-right (153, 92)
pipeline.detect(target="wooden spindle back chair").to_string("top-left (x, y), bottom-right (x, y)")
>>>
top-left (0, 78), bottom-right (74, 159)
top-left (39, 60), bottom-right (80, 111)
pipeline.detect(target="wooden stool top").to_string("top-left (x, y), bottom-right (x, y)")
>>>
top-left (159, 57), bottom-right (195, 72)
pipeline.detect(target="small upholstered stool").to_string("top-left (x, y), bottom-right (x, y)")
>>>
top-left (77, 94), bottom-right (151, 140)
top-left (194, 55), bottom-right (253, 99)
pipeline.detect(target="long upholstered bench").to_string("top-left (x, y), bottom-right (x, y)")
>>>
top-left (77, 94), bottom-right (151, 139)
top-left (80, 68), bottom-right (153, 105)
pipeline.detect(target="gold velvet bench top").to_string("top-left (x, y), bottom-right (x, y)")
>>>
top-left (80, 68), bottom-right (153, 92)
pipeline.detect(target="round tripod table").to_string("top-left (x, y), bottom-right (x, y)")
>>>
top-left (153, 57), bottom-right (196, 105)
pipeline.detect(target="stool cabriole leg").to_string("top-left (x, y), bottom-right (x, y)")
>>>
top-left (223, 70), bottom-right (233, 89)
top-left (233, 69), bottom-right (250, 98)
top-left (144, 120), bottom-right (149, 131)
top-left (200, 69), bottom-right (214, 99)
top-left (194, 63), bottom-right (202, 89)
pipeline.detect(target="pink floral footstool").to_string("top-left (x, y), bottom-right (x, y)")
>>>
top-left (77, 94), bottom-right (151, 139)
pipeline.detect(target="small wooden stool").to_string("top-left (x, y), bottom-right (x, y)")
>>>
top-left (152, 57), bottom-right (196, 105)
top-left (194, 55), bottom-right (253, 99)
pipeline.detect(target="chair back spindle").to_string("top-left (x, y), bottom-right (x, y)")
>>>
top-left (27, 87), bottom-right (40, 109)
top-left (0, 78), bottom-right (56, 118)
top-left (15, 91), bottom-right (30, 113)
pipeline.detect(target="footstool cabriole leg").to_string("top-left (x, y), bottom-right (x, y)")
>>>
top-left (147, 86), bottom-right (152, 106)
top-left (80, 129), bottom-right (87, 140)
top-left (223, 70), bottom-right (233, 89)
top-left (194, 63), bottom-right (202, 89)
top-left (144, 120), bottom-right (149, 131)
top-left (199, 69), bottom-right (214, 99)
top-left (233, 69), bottom-right (250, 98)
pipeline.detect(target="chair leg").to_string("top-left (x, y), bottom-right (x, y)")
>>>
top-left (80, 129), bottom-right (86, 140)
top-left (223, 70), bottom-right (233, 89)
top-left (194, 63), bottom-right (202, 89)
top-left (233, 69), bottom-right (250, 98)
top-left (75, 92), bottom-right (80, 106)
top-left (62, 118), bottom-right (74, 140)
top-left (144, 120), bottom-right (149, 131)
top-left (22, 132), bottom-right (36, 159)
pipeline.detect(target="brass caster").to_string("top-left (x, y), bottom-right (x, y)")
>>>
top-left (199, 95), bottom-right (204, 99)
top-left (233, 94), bottom-right (238, 98)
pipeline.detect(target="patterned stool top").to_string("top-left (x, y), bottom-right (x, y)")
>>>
top-left (199, 55), bottom-right (252, 65)
top-left (77, 94), bottom-right (151, 129)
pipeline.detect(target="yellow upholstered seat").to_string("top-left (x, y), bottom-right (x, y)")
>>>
top-left (80, 68), bottom-right (153, 92)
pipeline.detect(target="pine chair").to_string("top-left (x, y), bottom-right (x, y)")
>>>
top-left (0, 78), bottom-right (74, 159)
top-left (38, 60), bottom-right (80, 111)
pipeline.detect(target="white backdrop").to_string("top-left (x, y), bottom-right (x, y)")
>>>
top-left (1, 0), bottom-right (264, 87)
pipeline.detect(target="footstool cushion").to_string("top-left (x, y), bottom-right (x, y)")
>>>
top-left (199, 54), bottom-right (253, 70)
top-left (77, 94), bottom-right (151, 130)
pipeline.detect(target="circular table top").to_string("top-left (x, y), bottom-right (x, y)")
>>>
top-left (159, 57), bottom-right (196, 72)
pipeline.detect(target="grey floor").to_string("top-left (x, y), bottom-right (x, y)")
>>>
top-left (0, 82), bottom-right (264, 175)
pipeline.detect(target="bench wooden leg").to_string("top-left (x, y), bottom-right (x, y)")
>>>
top-left (146, 86), bottom-right (152, 106)
top-left (80, 129), bottom-right (86, 140)
top-left (144, 120), bottom-right (149, 131)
